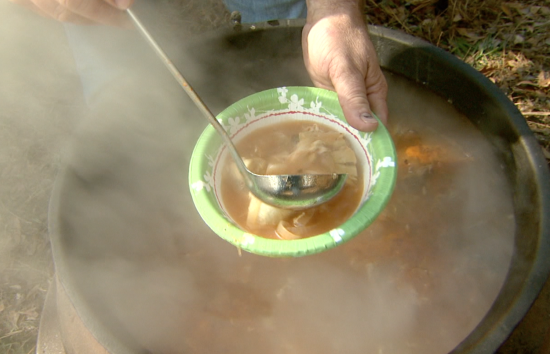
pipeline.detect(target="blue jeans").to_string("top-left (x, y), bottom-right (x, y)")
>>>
top-left (223, 0), bottom-right (306, 22)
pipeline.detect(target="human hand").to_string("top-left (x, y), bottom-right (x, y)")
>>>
top-left (302, 0), bottom-right (388, 132)
top-left (9, 0), bottom-right (133, 26)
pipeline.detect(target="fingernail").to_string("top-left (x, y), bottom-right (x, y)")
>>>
top-left (360, 113), bottom-right (377, 123)
top-left (115, 0), bottom-right (132, 10)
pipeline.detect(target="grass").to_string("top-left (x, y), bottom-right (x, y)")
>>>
top-left (366, 0), bottom-right (550, 165)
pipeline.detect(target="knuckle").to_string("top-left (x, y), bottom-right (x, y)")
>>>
top-left (52, 6), bottom-right (72, 22)
top-left (52, 0), bottom-right (87, 22)
top-left (56, 0), bottom-right (72, 8)
top-left (56, 0), bottom-right (84, 13)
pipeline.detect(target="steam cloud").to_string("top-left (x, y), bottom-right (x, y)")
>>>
top-left (1, 2), bottom-right (514, 354)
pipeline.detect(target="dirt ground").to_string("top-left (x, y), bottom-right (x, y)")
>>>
top-left (366, 0), bottom-right (550, 165)
top-left (0, 3), bottom-right (83, 353)
top-left (0, 0), bottom-right (548, 353)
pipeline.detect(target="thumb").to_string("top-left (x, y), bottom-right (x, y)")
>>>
top-left (332, 71), bottom-right (379, 132)
top-left (332, 65), bottom-right (389, 132)
top-left (366, 67), bottom-right (389, 125)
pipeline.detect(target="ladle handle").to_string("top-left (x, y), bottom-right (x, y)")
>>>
top-left (126, 9), bottom-right (251, 180)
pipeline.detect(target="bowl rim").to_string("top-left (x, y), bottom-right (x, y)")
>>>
top-left (189, 86), bottom-right (397, 257)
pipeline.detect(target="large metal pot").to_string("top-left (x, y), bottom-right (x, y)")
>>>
top-left (46, 21), bottom-right (550, 354)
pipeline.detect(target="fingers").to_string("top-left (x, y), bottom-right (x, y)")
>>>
top-left (29, 0), bottom-right (93, 24)
top-left (19, 0), bottom-right (133, 26)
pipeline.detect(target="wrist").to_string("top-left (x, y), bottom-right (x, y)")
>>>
top-left (306, 0), bottom-right (365, 24)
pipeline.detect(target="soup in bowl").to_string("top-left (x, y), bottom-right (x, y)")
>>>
top-left (189, 87), bottom-right (396, 257)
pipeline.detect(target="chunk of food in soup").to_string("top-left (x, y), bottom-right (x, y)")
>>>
top-left (220, 121), bottom-right (363, 240)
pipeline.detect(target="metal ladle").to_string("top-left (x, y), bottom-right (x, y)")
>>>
top-left (127, 9), bottom-right (347, 210)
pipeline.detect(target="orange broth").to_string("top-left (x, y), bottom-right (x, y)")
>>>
top-left (219, 121), bottom-right (363, 239)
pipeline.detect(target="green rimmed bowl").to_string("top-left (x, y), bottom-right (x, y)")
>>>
top-left (189, 86), bottom-right (396, 257)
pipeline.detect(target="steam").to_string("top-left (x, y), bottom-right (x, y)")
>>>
top-left (0, 0), bottom-right (83, 336)
top-left (1, 1), bottom-right (514, 354)
top-left (60, 69), bottom-right (514, 354)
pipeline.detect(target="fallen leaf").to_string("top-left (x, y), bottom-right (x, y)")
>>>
top-left (527, 37), bottom-right (540, 46)
top-left (456, 28), bottom-right (483, 41)
top-left (538, 71), bottom-right (550, 88)
top-left (517, 80), bottom-right (538, 87)
top-left (8, 310), bottom-right (20, 329)
top-left (421, 18), bottom-right (433, 26)
top-left (501, 3), bottom-right (512, 17)
top-left (519, 7), bottom-right (531, 16)
top-left (503, 2), bottom-right (522, 9)
top-left (406, 0), bottom-right (431, 5)
top-left (514, 34), bottom-right (525, 44)
top-left (411, 0), bottom-right (436, 13)
top-left (530, 6), bottom-right (541, 15)
top-left (19, 308), bottom-right (39, 321)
